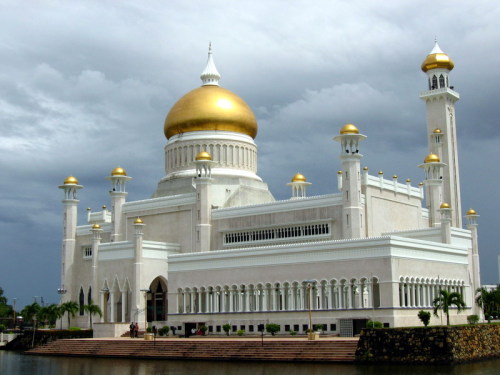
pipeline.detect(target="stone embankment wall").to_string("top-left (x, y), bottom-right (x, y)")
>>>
top-left (355, 324), bottom-right (500, 364)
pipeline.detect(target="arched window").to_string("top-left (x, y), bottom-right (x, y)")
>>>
top-left (432, 75), bottom-right (438, 89)
top-left (439, 74), bottom-right (445, 88)
top-left (79, 287), bottom-right (85, 316)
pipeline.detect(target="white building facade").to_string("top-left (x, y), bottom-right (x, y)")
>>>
top-left (58, 43), bottom-right (482, 336)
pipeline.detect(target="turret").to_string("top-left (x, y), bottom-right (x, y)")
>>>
top-left (58, 176), bottom-right (83, 302)
top-left (194, 151), bottom-right (214, 252)
top-left (132, 217), bottom-right (145, 325)
top-left (106, 167), bottom-right (132, 242)
top-left (419, 153), bottom-right (446, 227)
top-left (465, 209), bottom-right (481, 311)
top-left (333, 124), bottom-right (367, 239)
top-left (287, 173), bottom-right (311, 199)
top-left (420, 41), bottom-right (462, 227)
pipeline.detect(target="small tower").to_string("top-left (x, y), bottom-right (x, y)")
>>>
top-left (439, 202), bottom-right (452, 244)
top-left (194, 151), bottom-right (215, 252)
top-left (287, 173), bottom-right (311, 198)
top-left (333, 124), bottom-right (367, 239)
top-left (58, 176), bottom-right (83, 302)
top-left (420, 41), bottom-right (462, 227)
top-left (465, 209), bottom-right (481, 307)
top-left (132, 217), bottom-right (145, 325)
top-left (90, 223), bottom-right (102, 314)
top-left (105, 167), bottom-right (132, 242)
top-left (419, 153), bottom-right (446, 227)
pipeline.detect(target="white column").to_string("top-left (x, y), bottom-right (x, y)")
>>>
top-left (121, 291), bottom-right (127, 322)
top-left (100, 292), bottom-right (105, 323)
top-left (245, 289), bottom-right (250, 312)
top-left (110, 292), bottom-right (115, 323)
top-left (400, 283), bottom-right (405, 307)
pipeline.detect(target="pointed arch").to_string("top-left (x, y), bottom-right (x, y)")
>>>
top-left (147, 276), bottom-right (168, 322)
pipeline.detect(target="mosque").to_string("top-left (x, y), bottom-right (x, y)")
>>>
top-left (58, 42), bottom-right (482, 337)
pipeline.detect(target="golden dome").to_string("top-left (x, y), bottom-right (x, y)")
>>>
top-left (363, 166), bottom-right (368, 171)
top-left (111, 167), bottom-right (127, 176)
top-left (291, 173), bottom-right (306, 182)
top-left (92, 224), bottom-right (101, 229)
top-left (392, 175), bottom-right (398, 179)
top-left (64, 176), bottom-right (78, 185)
top-left (406, 178), bottom-right (411, 182)
top-left (433, 128), bottom-right (442, 134)
top-left (134, 217), bottom-right (143, 224)
top-left (378, 171), bottom-right (384, 175)
top-left (421, 43), bottom-right (454, 72)
top-left (424, 153), bottom-right (440, 163)
top-left (340, 123), bottom-right (359, 135)
top-left (440, 202), bottom-right (450, 209)
top-left (195, 151), bottom-right (212, 161)
top-left (164, 85), bottom-right (258, 139)
top-left (466, 208), bottom-right (477, 215)
top-left (337, 170), bottom-right (343, 175)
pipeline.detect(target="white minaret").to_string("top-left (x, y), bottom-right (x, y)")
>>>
top-left (287, 173), bottom-right (311, 199)
top-left (90, 223), bottom-right (102, 318)
top-left (465, 209), bottom-right (481, 313)
top-left (334, 124), bottom-right (366, 239)
top-left (132, 217), bottom-right (145, 325)
top-left (419, 153), bottom-right (446, 227)
top-left (105, 167), bottom-right (132, 242)
top-left (194, 151), bottom-right (215, 252)
top-left (58, 176), bottom-right (83, 303)
top-left (420, 41), bottom-right (462, 227)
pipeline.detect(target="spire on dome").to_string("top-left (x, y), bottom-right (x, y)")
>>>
top-left (429, 39), bottom-right (444, 55)
top-left (200, 42), bottom-right (221, 86)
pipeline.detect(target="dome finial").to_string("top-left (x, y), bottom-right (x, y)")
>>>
top-left (200, 42), bottom-right (221, 86)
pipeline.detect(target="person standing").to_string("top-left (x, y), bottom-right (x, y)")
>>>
top-left (129, 322), bottom-right (134, 338)
top-left (134, 322), bottom-right (139, 338)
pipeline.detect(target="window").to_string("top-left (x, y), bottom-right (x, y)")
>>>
top-left (82, 246), bottom-right (92, 259)
top-left (439, 74), bottom-right (445, 88)
top-left (216, 325), bottom-right (221, 332)
top-left (330, 324), bottom-right (337, 331)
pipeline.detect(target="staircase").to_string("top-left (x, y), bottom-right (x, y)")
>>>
top-left (27, 338), bottom-right (358, 362)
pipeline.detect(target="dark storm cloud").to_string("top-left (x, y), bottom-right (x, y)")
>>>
top-left (1, 0), bottom-right (499, 307)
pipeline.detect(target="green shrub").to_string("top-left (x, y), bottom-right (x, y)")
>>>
top-left (237, 329), bottom-right (245, 336)
top-left (222, 323), bottom-right (231, 336)
top-left (418, 310), bottom-right (431, 327)
top-left (313, 324), bottom-right (324, 332)
top-left (146, 327), bottom-right (152, 333)
top-left (199, 325), bottom-right (208, 335)
top-left (265, 323), bottom-right (280, 336)
top-left (158, 326), bottom-right (170, 336)
top-left (366, 320), bottom-right (383, 328)
top-left (467, 314), bottom-right (480, 324)
top-left (289, 330), bottom-right (297, 336)
top-left (0, 324), bottom-right (5, 332)
top-left (68, 327), bottom-right (81, 331)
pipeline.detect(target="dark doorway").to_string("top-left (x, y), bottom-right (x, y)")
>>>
top-left (353, 319), bottom-right (368, 335)
top-left (185, 322), bottom-right (197, 337)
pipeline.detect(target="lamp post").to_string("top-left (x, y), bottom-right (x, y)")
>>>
top-left (140, 288), bottom-right (150, 333)
top-left (304, 280), bottom-right (315, 339)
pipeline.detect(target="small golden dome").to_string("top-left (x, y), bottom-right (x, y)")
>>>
top-left (86, 207), bottom-right (91, 211)
top-left (440, 202), bottom-right (450, 209)
top-left (466, 208), bottom-right (477, 215)
top-left (64, 176), bottom-right (78, 185)
top-left (424, 153), bottom-right (440, 163)
top-left (134, 217), bottom-right (143, 224)
top-left (111, 167), bottom-right (127, 176)
top-left (339, 123), bottom-right (359, 135)
top-left (419, 182), bottom-right (424, 186)
top-left (291, 173), bottom-right (306, 182)
top-left (363, 166), bottom-right (368, 171)
top-left (102, 205), bottom-right (107, 210)
top-left (92, 224), bottom-right (101, 229)
top-left (392, 175), bottom-right (398, 179)
top-left (406, 178), bottom-right (411, 182)
top-left (433, 128), bottom-right (442, 134)
top-left (164, 86), bottom-right (258, 139)
top-left (378, 171), bottom-right (384, 175)
top-left (195, 151), bottom-right (212, 161)
top-left (337, 171), bottom-right (343, 175)
top-left (421, 43), bottom-right (454, 72)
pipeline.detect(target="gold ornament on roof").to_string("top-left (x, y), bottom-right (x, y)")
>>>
top-left (440, 202), bottom-right (450, 209)
top-left (424, 153), bottom-right (440, 163)
top-left (339, 123), bottom-right (359, 135)
top-left (433, 128), bottom-right (442, 134)
top-left (134, 217), bottom-right (144, 224)
top-left (111, 167), bottom-right (127, 176)
top-left (466, 209), bottom-right (477, 215)
top-left (195, 151), bottom-right (212, 161)
top-left (92, 224), bottom-right (101, 229)
top-left (64, 176), bottom-right (78, 185)
top-left (291, 173), bottom-right (306, 182)
top-left (421, 42), bottom-right (454, 72)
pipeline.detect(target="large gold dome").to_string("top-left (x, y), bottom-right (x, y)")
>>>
top-left (421, 42), bottom-right (454, 72)
top-left (164, 85), bottom-right (258, 139)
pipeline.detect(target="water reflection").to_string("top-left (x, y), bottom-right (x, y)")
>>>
top-left (1, 351), bottom-right (499, 375)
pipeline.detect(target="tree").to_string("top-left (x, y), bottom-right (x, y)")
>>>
top-left (432, 290), bottom-right (466, 326)
top-left (20, 302), bottom-right (41, 327)
top-left (418, 310), bottom-right (431, 327)
top-left (0, 287), bottom-right (13, 318)
top-left (475, 287), bottom-right (500, 322)
top-left (222, 323), bottom-right (231, 336)
top-left (60, 301), bottom-right (79, 328)
top-left (83, 301), bottom-right (102, 330)
top-left (265, 323), bottom-right (280, 336)
top-left (38, 304), bottom-right (63, 327)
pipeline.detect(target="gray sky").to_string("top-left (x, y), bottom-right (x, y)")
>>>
top-left (1, 0), bottom-right (499, 309)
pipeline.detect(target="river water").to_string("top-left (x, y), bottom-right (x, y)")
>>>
top-left (1, 351), bottom-right (499, 375)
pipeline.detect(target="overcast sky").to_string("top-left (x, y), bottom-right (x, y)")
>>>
top-left (1, 1), bottom-right (499, 309)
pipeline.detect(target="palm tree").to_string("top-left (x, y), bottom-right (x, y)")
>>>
top-left (475, 286), bottom-right (500, 322)
top-left (60, 301), bottom-right (79, 329)
top-left (38, 304), bottom-right (62, 328)
top-left (20, 302), bottom-right (40, 328)
top-left (433, 289), bottom-right (466, 325)
top-left (84, 301), bottom-right (102, 330)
